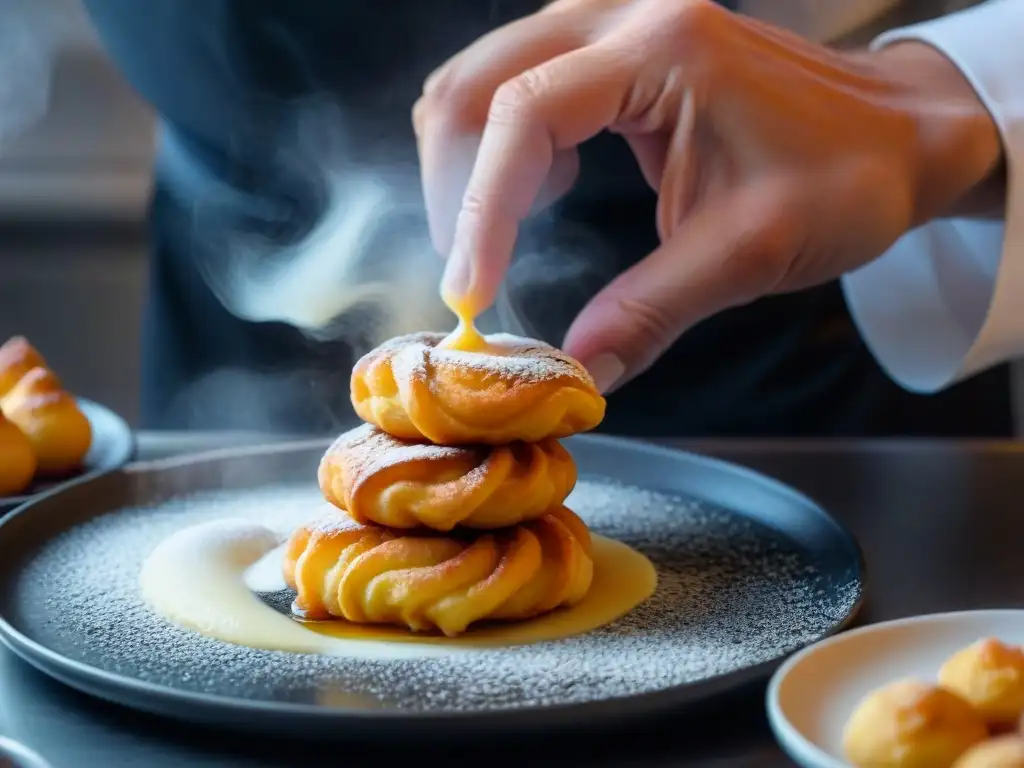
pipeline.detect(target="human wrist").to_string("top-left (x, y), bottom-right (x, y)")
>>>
top-left (870, 41), bottom-right (1006, 223)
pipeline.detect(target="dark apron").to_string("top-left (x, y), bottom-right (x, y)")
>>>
top-left (82, 0), bottom-right (1012, 437)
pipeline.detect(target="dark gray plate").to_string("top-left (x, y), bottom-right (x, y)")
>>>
top-left (0, 399), bottom-right (135, 513)
top-left (0, 434), bottom-right (864, 740)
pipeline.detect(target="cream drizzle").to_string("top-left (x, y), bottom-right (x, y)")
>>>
top-left (139, 519), bottom-right (657, 659)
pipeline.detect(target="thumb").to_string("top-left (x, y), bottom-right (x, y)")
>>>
top-left (562, 187), bottom-right (797, 393)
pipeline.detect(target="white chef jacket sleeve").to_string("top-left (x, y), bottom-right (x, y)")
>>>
top-left (839, 0), bottom-right (1024, 393)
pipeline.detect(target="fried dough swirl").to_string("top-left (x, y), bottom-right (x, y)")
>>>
top-left (351, 332), bottom-right (605, 445)
top-left (283, 505), bottom-right (593, 637)
top-left (319, 423), bottom-right (577, 531)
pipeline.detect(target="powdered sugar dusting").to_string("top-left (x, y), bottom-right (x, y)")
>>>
top-left (301, 514), bottom-right (361, 535)
top-left (325, 423), bottom-right (475, 482)
top-left (11, 479), bottom-right (859, 711)
top-left (376, 331), bottom-right (596, 388)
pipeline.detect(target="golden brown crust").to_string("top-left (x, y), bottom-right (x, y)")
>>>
top-left (0, 336), bottom-right (48, 399)
top-left (350, 332), bottom-right (605, 445)
top-left (843, 679), bottom-right (988, 768)
top-left (283, 506), bottom-right (594, 637)
top-left (940, 638), bottom-right (1024, 727)
top-left (953, 736), bottom-right (1024, 768)
top-left (318, 423), bottom-right (578, 531)
top-left (0, 412), bottom-right (36, 495)
top-left (1, 367), bottom-right (92, 476)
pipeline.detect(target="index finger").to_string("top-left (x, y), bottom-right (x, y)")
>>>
top-left (417, 11), bottom-right (592, 258)
top-left (442, 44), bottom-right (637, 315)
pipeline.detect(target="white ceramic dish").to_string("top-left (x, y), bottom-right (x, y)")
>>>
top-left (766, 610), bottom-right (1024, 768)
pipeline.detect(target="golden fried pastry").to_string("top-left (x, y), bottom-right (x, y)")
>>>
top-left (283, 505), bottom-right (594, 637)
top-left (0, 336), bottom-right (48, 398)
top-left (318, 423), bottom-right (577, 531)
top-left (953, 736), bottom-right (1024, 768)
top-left (350, 331), bottom-right (606, 445)
top-left (843, 679), bottom-right (988, 768)
top-left (940, 639), bottom-right (1024, 727)
top-left (0, 411), bottom-right (36, 495)
top-left (1, 367), bottom-right (92, 476)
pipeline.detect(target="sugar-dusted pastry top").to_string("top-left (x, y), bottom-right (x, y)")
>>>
top-left (350, 331), bottom-right (606, 445)
top-left (1, 366), bottom-right (92, 475)
top-left (282, 505), bottom-right (594, 637)
top-left (318, 423), bottom-right (577, 531)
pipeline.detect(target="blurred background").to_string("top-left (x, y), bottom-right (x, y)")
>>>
top-left (0, 0), bottom-right (1018, 433)
top-left (0, 0), bottom-right (152, 424)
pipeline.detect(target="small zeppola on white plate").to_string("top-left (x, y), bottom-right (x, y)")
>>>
top-left (767, 610), bottom-right (1024, 768)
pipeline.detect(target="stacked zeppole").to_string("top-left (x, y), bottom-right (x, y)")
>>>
top-left (284, 329), bottom-right (606, 637)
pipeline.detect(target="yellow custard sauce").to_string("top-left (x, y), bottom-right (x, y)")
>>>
top-left (439, 295), bottom-right (493, 353)
top-left (140, 520), bottom-right (657, 659)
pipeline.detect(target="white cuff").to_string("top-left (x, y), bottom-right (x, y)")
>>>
top-left (841, 0), bottom-right (1024, 393)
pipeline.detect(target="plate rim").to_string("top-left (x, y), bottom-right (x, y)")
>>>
top-left (765, 608), bottom-right (1024, 768)
top-left (0, 398), bottom-right (135, 511)
top-left (0, 736), bottom-right (53, 768)
top-left (0, 432), bottom-right (866, 733)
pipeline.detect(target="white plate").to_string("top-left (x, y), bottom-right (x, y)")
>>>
top-left (766, 610), bottom-right (1024, 768)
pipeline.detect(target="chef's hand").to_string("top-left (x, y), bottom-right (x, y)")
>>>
top-left (414, 0), bottom-right (1003, 393)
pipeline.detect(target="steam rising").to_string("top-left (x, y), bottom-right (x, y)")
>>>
top-left (200, 162), bottom-right (455, 349)
top-left (202, 159), bottom-right (617, 356)
top-left (171, 97), bottom-right (618, 360)
top-left (0, 0), bottom-right (79, 148)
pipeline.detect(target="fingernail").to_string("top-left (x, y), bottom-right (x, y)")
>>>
top-left (423, 64), bottom-right (450, 95)
top-left (585, 354), bottom-right (626, 394)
